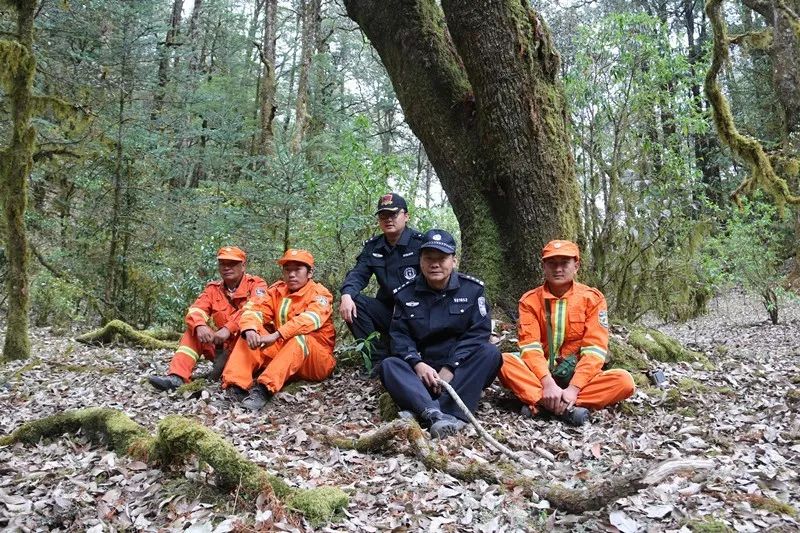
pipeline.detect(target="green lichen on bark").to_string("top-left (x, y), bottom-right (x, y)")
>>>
top-left (627, 326), bottom-right (707, 365)
top-left (0, 409), bottom-right (348, 523)
top-left (286, 487), bottom-right (349, 526)
top-left (705, 0), bottom-right (800, 209)
top-left (176, 378), bottom-right (208, 395)
top-left (76, 319), bottom-right (177, 350)
top-left (378, 391), bottom-right (400, 421)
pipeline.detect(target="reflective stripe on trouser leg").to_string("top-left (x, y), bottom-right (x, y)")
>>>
top-left (296, 334), bottom-right (335, 382)
top-left (256, 339), bottom-right (305, 394)
top-left (168, 330), bottom-right (214, 381)
top-left (574, 368), bottom-right (636, 410)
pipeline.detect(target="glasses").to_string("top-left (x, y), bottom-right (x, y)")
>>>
top-left (377, 211), bottom-right (403, 221)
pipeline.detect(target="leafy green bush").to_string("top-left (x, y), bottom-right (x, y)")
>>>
top-left (30, 272), bottom-right (83, 329)
top-left (700, 197), bottom-right (795, 324)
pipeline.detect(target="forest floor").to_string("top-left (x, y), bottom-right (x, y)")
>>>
top-left (1, 290), bottom-right (799, 532)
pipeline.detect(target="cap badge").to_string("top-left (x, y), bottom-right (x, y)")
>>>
top-left (380, 194), bottom-right (393, 205)
top-left (291, 250), bottom-right (298, 255)
top-left (554, 242), bottom-right (561, 248)
top-left (432, 234), bottom-right (442, 241)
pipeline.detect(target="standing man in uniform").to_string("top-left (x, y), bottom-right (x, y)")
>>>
top-left (499, 240), bottom-right (635, 426)
top-left (222, 249), bottom-right (336, 410)
top-left (149, 246), bottom-right (268, 391)
top-left (339, 193), bottom-right (424, 372)
top-left (380, 229), bottom-right (503, 438)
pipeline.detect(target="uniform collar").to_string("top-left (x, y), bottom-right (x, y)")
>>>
top-left (225, 275), bottom-right (249, 299)
top-left (282, 279), bottom-right (315, 297)
top-left (415, 272), bottom-right (460, 293)
top-left (542, 281), bottom-right (575, 300)
top-left (378, 227), bottom-right (412, 251)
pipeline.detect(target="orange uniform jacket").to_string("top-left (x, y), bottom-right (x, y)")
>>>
top-left (185, 274), bottom-right (268, 335)
top-left (517, 281), bottom-right (609, 389)
top-left (238, 279), bottom-right (335, 350)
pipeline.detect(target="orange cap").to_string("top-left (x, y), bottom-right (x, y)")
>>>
top-left (277, 248), bottom-right (314, 268)
top-left (217, 246), bottom-right (246, 262)
top-left (542, 240), bottom-right (580, 260)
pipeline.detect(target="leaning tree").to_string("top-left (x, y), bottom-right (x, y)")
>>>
top-left (344, 0), bottom-right (580, 310)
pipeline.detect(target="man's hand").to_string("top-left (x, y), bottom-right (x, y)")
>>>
top-left (339, 294), bottom-right (357, 324)
top-left (415, 362), bottom-right (441, 394)
top-left (561, 384), bottom-right (580, 411)
top-left (196, 325), bottom-right (214, 344)
top-left (438, 366), bottom-right (454, 384)
top-left (258, 331), bottom-right (281, 348)
top-left (540, 375), bottom-right (564, 414)
top-left (213, 327), bottom-right (231, 345)
top-left (244, 330), bottom-right (261, 349)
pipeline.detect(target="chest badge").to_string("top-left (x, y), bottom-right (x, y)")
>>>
top-left (372, 252), bottom-right (384, 258)
top-left (403, 267), bottom-right (416, 280)
top-left (402, 251), bottom-right (415, 257)
top-left (453, 297), bottom-right (468, 303)
top-left (405, 301), bottom-right (419, 307)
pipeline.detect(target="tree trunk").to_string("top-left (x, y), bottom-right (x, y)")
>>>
top-left (291, 0), bottom-right (321, 153)
top-left (257, 0), bottom-right (278, 155)
top-left (344, 0), bottom-right (579, 309)
top-left (1, 0), bottom-right (37, 361)
top-left (153, 0), bottom-right (184, 120)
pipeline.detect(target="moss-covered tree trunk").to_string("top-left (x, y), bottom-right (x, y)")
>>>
top-left (344, 0), bottom-right (579, 310)
top-left (1, 0), bottom-right (37, 361)
top-left (257, 0), bottom-right (278, 155)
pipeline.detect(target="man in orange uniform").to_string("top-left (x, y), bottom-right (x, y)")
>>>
top-left (222, 249), bottom-right (336, 410)
top-left (499, 240), bottom-right (635, 426)
top-left (149, 246), bottom-right (268, 391)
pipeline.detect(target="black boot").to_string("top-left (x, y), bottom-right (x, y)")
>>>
top-left (420, 408), bottom-right (464, 438)
top-left (561, 406), bottom-right (590, 426)
top-left (241, 384), bottom-right (272, 411)
top-left (148, 374), bottom-right (184, 391)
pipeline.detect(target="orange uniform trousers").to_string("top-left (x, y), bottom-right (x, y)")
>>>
top-left (167, 331), bottom-right (234, 382)
top-left (223, 333), bottom-right (335, 394)
top-left (499, 353), bottom-right (635, 412)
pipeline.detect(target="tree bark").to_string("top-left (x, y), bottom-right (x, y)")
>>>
top-left (291, 0), bottom-right (321, 153)
top-left (153, 0), bottom-right (184, 120)
top-left (344, 0), bottom-right (579, 309)
top-left (257, 0), bottom-right (278, 155)
top-left (1, 0), bottom-right (37, 361)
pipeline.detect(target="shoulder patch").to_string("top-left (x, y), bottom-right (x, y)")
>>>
top-left (458, 273), bottom-right (485, 286)
top-left (598, 310), bottom-right (608, 328)
top-left (254, 287), bottom-right (266, 297)
top-left (393, 279), bottom-right (415, 294)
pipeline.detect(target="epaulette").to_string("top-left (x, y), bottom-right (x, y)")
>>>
top-left (362, 234), bottom-right (382, 246)
top-left (207, 280), bottom-right (222, 287)
top-left (393, 279), bottom-right (415, 294)
top-left (268, 280), bottom-right (284, 289)
top-left (458, 273), bottom-right (485, 286)
top-left (410, 231), bottom-right (424, 240)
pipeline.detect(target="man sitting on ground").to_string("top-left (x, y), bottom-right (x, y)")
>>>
top-left (499, 240), bottom-right (635, 426)
top-left (149, 246), bottom-right (267, 391)
top-left (222, 249), bottom-right (336, 410)
top-left (380, 229), bottom-right (503, 438)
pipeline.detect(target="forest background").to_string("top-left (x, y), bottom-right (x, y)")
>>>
top-left (1, 0), bottom-right (799, 357)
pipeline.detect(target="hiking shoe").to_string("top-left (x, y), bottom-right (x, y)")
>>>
top-left (561, 406), bottom-right (590, 426)
top-left (241, 384), bottom-right (272, 411)
top-left (225, 385), bottom-right (249, 403)
top-left (419, 407), bottom-right (446, 428)
top-left (429, 416), bottom-right (465, 439)
top-left (148, 374), bottom-right (184, 391)
top-left (397, 410), bottom-right (416, 421)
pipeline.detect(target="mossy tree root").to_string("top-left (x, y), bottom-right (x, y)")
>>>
top-left (76, 320), bottom-right (178, 350)
top-left (320, 420), bottom-right (712, 513)
top-left (0, 408), bottom-right (348, 525)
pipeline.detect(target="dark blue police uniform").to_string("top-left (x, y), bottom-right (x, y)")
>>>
top-left (340, 226), bottom-right (424, 365)
top-left (380, 271), bottom-right (503, 421)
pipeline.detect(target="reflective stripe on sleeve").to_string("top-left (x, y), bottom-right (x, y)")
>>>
top-left (579, 345), bottom-right (607, 362)
top-left (301, 311), bottom-right (322, 329)
top-left (187, 307), bottom-right (210, 321)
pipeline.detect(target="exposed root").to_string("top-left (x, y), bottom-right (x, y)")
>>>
top-left (76, 320), bottom-right (177, 350)
top-left (0, 408), bottom-right (348, 524)
top-left (319, 419), bottom-right (713, 513)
